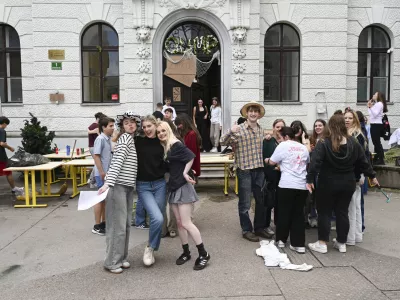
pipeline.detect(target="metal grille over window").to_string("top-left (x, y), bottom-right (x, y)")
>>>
top-left (357, 26), bottom-right (391, 102)
top-left (264, 24), bottom-right (300, 102)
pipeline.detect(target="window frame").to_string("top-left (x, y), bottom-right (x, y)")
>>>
top-left (264, 23), bottom-right (300, 102)
top-left (0, 24), bottom-right (22, 103)
top-left (357, 26), bottom-right (391, 102)
top-left (81, 23), bottom-right (119, 103)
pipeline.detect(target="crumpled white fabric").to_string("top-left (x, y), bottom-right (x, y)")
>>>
top-left (255, 240), bottom-right (313, 272)
top-left (388, 128), bottom-right (400, 146)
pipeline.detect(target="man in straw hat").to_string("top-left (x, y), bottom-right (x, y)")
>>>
top-left (220, 101), bottom-right (272, 242)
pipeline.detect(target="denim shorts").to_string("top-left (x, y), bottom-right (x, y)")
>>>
top-left (95, 176), bottom-right (104, 189)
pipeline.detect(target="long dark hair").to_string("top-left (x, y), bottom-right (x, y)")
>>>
top-left (174, 113), bottom-right (202, 147)
top-left (290, 120), bottom-right (309, 142)
top-left (310, 119), bottom-right (327, 146)
top-left (376, 92), bottom-right (388, 113)
top-left (326, 114), bottom-right (349, 152)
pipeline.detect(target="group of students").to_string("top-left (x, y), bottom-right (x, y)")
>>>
top-left (221, 98), bottom-right (382, 255)
top-left (89, 111), bottom-right (210, 274)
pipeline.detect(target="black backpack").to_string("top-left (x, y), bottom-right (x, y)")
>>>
top-left (382, 114), bottom-right (391, 141)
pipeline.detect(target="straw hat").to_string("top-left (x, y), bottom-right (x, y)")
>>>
top-left (240, 101), bottom-right (265, 118)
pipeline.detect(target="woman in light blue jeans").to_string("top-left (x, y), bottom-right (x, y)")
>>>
top-left (135, 115), bottom-right (168, 266)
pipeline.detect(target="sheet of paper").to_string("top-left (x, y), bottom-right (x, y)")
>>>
top-left (78, 189), bottom-right (109, 211)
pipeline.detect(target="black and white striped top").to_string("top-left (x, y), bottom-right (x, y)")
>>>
top-left (105, 133), bottom-right (137, 187)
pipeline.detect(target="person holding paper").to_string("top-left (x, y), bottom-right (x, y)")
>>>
top-left (98, 111), bottom-right (140, 274)
top-left (91, 117), bottom-right (115, 236)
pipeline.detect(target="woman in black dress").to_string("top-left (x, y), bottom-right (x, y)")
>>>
top-left (193, 98), bottom-right (211, 152)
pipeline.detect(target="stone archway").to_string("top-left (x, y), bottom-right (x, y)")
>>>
top-left (152, 9), bottom-right (232, 130)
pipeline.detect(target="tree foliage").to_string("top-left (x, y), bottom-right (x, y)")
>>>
top-left (20, 113), bottom-right (56, 154)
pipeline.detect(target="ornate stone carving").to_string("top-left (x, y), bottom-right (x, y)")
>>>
top-left (235, 75), bottom-right (245, 85)
top-left (138, 61), bottom-right (151, 73)
top-left (233, 61), bottom-right (246, 74)
top-left (232, 48), bottom-right (246, 59)
top-left (232, 27), bottom-right (247, 43)
top-left (140, 75), bottom-right (149, 85)
top-left (137, 46), bottom-right (151, 58)
top-left (230, 0), bottom-right (250, 29)
top-left (133, 0), bottom-right (155, 28)
top-left (136, 26), bottom-right (151, 43)
top-left (159, 0), bottom-right (227, 14)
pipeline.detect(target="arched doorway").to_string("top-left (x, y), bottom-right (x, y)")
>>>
top-left (152, 9), bottom-right (232, 131)
top-left (162, 22), bottom-right (221, 118)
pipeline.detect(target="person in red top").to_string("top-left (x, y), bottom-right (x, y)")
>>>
top-left (175, 113), bottom-right (201, 179)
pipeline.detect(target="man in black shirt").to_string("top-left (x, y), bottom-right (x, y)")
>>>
top-left (0, 117), bottom-right (24, 195)
top-left (153, 103), bottom-right (164, 121)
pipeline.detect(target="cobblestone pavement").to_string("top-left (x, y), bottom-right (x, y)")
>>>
top-left (0, 176), bottom-right (399, 300)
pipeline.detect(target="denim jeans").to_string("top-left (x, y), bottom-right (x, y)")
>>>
top-left (94, 176), bottom-right (104, 189)
top-left (237, 168), bottom-right (265, 233)
top-left (136, 178), bottom-right (167, 250)
top-left (135, 192), bottom-right (147, 226)
top-left (104, 184), bottom-right (134, 270)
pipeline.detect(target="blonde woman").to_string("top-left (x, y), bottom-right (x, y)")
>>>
top-left (344, 109), bottom-right (369, 246)
top-left (157, 121), bottom-right (210, 271)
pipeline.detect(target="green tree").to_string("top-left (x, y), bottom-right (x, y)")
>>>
top-left (20, 113), bottom-right (56, 154)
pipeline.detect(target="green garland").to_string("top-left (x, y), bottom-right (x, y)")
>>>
top-left (165, 35), bottom-right (219, 55)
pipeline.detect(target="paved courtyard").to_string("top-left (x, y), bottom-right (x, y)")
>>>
top-left (0, 176), bottom-right (400, 300)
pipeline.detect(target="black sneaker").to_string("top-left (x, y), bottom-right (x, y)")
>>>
top-left (176, 252), bottom-right (191, 265)
top-left (255, 230), bottom-right (273, 239)
top-left (92, 224), bottom-right (105, 236)
top-left (242, 232), bottom-right (259, 242)
top-left (194, 253), bottom-right (210, 271)
top-left (99, 221), bottom-right (106, 230)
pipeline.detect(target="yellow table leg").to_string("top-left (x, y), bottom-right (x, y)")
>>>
top-left (15, 170), bottom-right (47, 208)
top-left (51, 168), bottom-right (60, 184)
top-left (70, 166), bottom-right (80, 199)
top-left (40, 170), bottom-right (45, 196)
top-left (78, 167), bottom-right (88, 187)
top-left (235, 170), bottom-right (238, 195)
top-left (36, 170), bottom-right (61, 198)
top-left (47, 170), bottom-right (51, 195)
top-left (224, 163), bottom-right (228, 196)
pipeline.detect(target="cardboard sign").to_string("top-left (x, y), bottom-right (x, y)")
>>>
top-left (164, 55), bottom-right (196, 87)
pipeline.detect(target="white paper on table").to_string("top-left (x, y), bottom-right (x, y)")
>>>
top-left (78, 189), bottom-right (109, 210)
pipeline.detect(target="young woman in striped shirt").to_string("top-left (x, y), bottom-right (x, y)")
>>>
top-left (98, 111), bottom-right (140, 274)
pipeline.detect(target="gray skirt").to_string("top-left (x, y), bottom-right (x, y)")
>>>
top-left (167, 183), bottom-right (199, 204)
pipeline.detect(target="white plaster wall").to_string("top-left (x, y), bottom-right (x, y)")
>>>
top-left (260, 0), bottom-right (349, 129)
top-left (348, 0), bottom-right (400, 129)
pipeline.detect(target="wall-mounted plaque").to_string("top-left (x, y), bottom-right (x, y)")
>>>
top-left (173, 87), bottom-right (181, 102)
top-left (48, 50), bottom-right (65, 60)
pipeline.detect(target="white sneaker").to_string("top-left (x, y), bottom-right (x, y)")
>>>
top-left (266, 227), bottom-right (275, 235)
top-left (290, 245), bottom-right (305, 253)
top-left (12, 187), bottom-right (24, 196)
top-left (121, 261), bottom-right (130, 269)
top-left (277, 240), bottom-right (285, 248)
top-left (143, 246), bottom-right (155, 266)
top-left (210, 147), bottom-right (218, 153)
top-left (308, 241), bottom-right (328, 254)
top-left (310, 219), bottom-right (318, 228)
top-left (108, 267), bottom-right (123, 274)
top-left (333, 239), bottom-right (347, 253)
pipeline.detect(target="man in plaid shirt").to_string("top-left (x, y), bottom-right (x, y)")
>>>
top-left (220, 101), bottom-right (272, 242)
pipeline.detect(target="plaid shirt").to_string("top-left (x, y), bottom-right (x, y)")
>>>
top-left (220, 122), bottom-right (264, 170)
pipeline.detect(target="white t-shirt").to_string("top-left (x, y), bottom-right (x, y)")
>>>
top-left (270, 140), bottom-right (309, 190)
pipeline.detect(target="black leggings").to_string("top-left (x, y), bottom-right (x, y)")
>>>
top-left (316, 178), bottom-right (356, 243)
top-left (370, 123), bottom-right (384, 162)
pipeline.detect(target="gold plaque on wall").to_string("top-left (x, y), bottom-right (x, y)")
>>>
top-left (173, 87), bottom-right (181, 102)
top-left (48, 50), bottom-right (65, 60)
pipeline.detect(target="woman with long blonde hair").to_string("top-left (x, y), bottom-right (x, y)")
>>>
top-left (157, 121), bottom-right (210, 270)
top-left (344, 109), bottom-right (368, 246)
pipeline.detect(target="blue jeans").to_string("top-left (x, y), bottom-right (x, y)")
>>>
top-left (136, 178), bottom-right (167, 250)
top-left (135, 193), bottom-right (147, 226)
top-left (237, 168), bottom-right (265, 233)
top-left (95, 176), bottom-right (104, 189)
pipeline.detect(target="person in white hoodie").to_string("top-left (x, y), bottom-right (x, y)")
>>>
top-left (367, 91), bottom-right (388, 165)
top-left (209, 97), bottom-right (222, 153)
